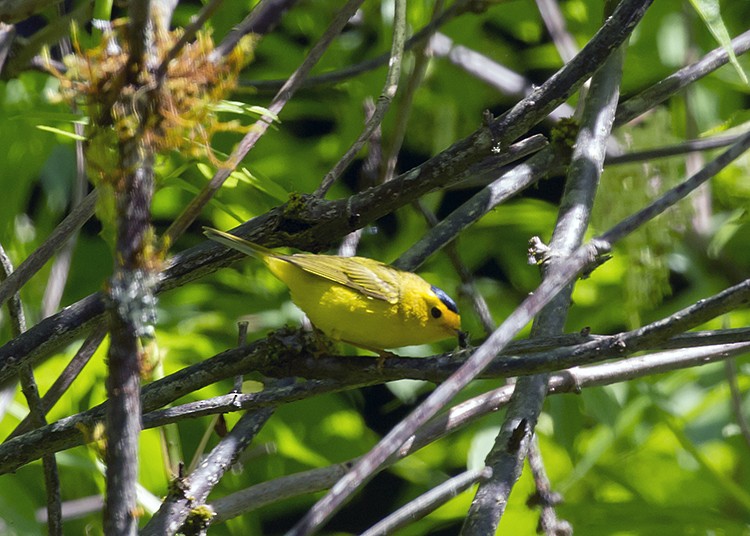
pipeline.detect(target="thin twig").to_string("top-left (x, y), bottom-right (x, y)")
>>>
top-left (141, 408), bottom-right (274, 535)
top-left (162, 0), bottom-right (365, 249)
top-left (41, 18), bottom-right (88, 318)
top-left (211, 0), bottom-right (298, 61)
top-left (382, 0), bottom-right (443, 183)
top-left (428, 32), bottom-right (575, 121)
top-left (0, 245), bottom-right (25, 337)
top-left (361, 467), bottom-right (492, 536)
top-left (234, 320), bottom-right (249, 392)
top-left (314, 0), bottom-right (407, 197)
top-left (239, 1), bottom-right (467, 93)
top-left (143, 379), bottom-right (343, 428)
top-left (535, 0), bottom-right (579, 63)
top-left (0, 190), bottom-right (97, 311)
top-left (725, 357), bottom-right (750, 450)
top-left (527, 435), bottom-right (571, 536)
top-left (605, 132), bottom-right (750, 165)
top-left (7, 323), bottom-right (107, 440)
top-left (155, 0), bottom-right (224, 82)
top-left (0, 243), bottom-right (62, 535)
top-left (616, 28), bottom-right (750, 125)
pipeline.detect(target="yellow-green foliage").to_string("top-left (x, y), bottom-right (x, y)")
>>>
top-left (44, 22), bottom-right (256, 249)
top-left (183, 505), bottom-right (216, 535)
top-left (550, 117), bottom-right (579, 158)
top-left (592, 111), bottom-right (687, 327)
top-left (47, 22), bottom-right (256, 176)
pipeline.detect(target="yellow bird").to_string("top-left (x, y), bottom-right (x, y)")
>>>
top-left (204, 227), bottom-right (463, 352)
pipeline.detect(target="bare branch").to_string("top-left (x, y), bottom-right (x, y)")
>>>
top-left (428, 32), bottom-right (575, 120)
top-left (212, 0), bottom-right (299, 60)
top-left (162, 0), bottom-right (365, 248)
top-left (605, 131), bottom-right (750, 166)
top-left (0, 0), bottom-right (60, 23)
top-left (616, 29), bottom-right (750, 126)
top-left (600, 131), bottom-right (750, 245)
top-left (314, 0), bottom-right (407, 196)
top-left (8, 324), bottom-right (107, 439)
top-left (361, 468), bottom-right (492, 536)
top-left (465, 2), bottom-right (626, 528)
top-left (141, 409), bottom-right (273, 535)
top-left (0, 190), bottom-right (97, 311)
top-left (204, 341), bottom-right (750, 526)
top-left (0, 243), bottom-right (62, 535)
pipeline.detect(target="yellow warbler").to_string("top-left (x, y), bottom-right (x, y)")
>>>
top-left (204, 228), bottom-right (463, 352)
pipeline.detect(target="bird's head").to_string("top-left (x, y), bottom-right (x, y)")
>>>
top-left (426, 285), bottom-right (462, 340)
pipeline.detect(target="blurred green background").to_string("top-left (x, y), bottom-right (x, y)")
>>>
top-left (1, 0), bottom-right (750, 534)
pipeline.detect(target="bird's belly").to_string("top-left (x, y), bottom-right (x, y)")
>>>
top-left (286, 277), bottom-right (434, 350)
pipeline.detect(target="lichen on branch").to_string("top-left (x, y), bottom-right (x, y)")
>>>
top-left (46, 22), bottom-right (256, 166)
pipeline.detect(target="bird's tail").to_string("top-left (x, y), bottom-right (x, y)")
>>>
top-left (203, 227), bottom-right (277, 258)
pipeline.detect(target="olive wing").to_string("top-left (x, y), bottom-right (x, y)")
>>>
top-left (284, 254), bottom-right (400, 304)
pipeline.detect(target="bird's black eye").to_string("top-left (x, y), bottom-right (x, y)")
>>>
top-left (431, 306), bottom-right (442, 318)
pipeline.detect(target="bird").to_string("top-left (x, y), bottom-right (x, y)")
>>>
top-left (204, 227), bottom-right (463, 353)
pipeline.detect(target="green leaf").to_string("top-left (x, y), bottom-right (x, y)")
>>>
top-left (707, 209), bottom-right (746, 258)
top-left (688, 0), bottom-right (748, 84)
top-left (169, 175), bottom-right (248, 224)
top-left (35, 124), bottom-right (87, 141)
top-left (235, 167), bottom-right (289, 203)
top-left (210, 100), bottom-right (281, 124)
top-left (93, 0), bottom-right (114, 21)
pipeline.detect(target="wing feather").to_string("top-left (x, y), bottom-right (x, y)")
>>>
top-left (284, 254), bottom-right (400, 304)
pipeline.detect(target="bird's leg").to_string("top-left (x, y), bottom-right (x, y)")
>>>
top-left (375, 350), bottom-right (395, 370)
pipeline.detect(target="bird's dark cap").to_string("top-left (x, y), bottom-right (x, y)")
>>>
top-left (431, 285), bottom-right (459, 315)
